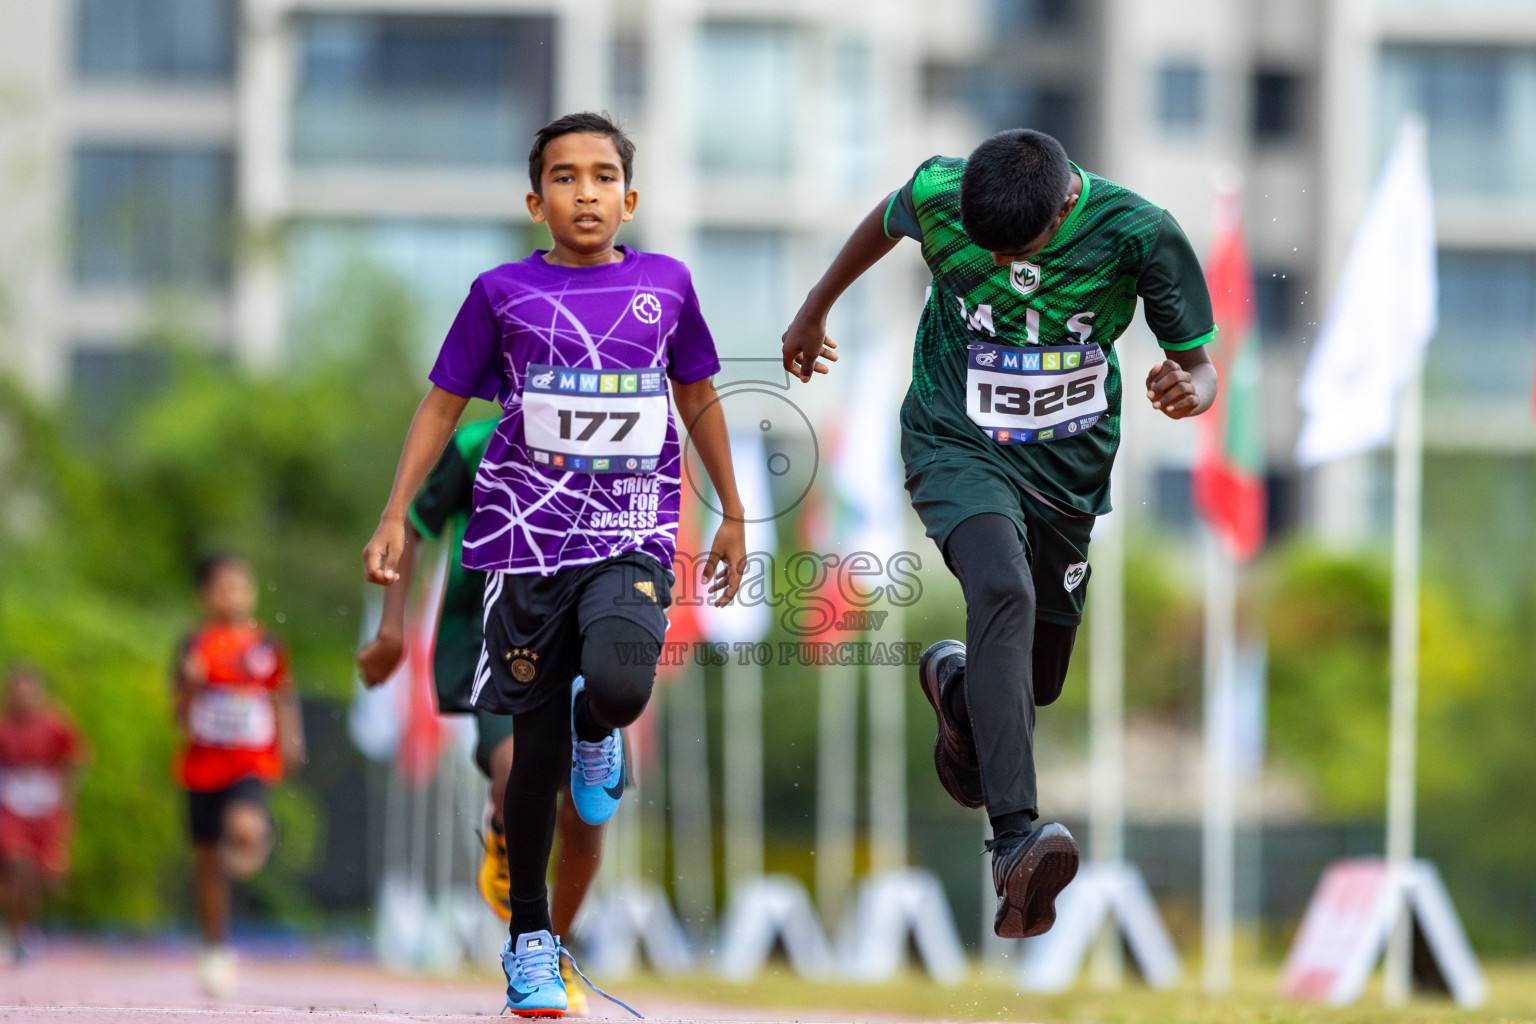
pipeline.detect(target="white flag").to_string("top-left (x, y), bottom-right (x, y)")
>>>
top-left (832, 346), bottom-right (906, 561)
top-left (697, 428), bottom-right (776, 644)
top-left (1296, 118), bottom-right (1437, 467)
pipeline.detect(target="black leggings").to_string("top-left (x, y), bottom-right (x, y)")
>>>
top-left (503, 616), bottom-right (657, 938)
top-left (943, 512), bottom-right (1078, 822)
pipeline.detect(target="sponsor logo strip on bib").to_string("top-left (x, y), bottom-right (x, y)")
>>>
top-left (0, 769), bottom-right (63, 819)
top-left (189, 690), bottom-right (276, 749)
top-left (522, 364), bottom-right (669, 474)
top-left (965, 342), bottom-right (1109, 445)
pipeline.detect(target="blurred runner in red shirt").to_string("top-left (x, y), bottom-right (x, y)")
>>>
top-left (174, 553), bottom-right (305, 997)
top-left (0, 664), bottom-right (87, 961)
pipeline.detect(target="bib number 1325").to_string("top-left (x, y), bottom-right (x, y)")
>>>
top-left (965, 342), bottom-right (1109, 445)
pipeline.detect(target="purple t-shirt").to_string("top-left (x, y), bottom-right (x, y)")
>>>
top-left (429, 248), bottom-right (720, 575)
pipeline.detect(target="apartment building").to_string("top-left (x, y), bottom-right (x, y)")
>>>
top-left (6, 0), bottom-right (1530, 542)
top-left (0, 0), bottom-right (981, 428)
top-left (961, 0), bottom-right (1535, 540)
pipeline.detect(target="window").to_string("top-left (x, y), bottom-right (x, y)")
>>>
top-left (1157, 62), bottom-right (1206, 132)
top-left (1415, 51), bottom-right (1504, 128)
top-left (287, 219), bottom-right (521, 356)
top-left (828, 40), bottom-right (875, 194)
top-left (1252, 70), bottom-right (1301, 143)
top-left (1428, 252), bottom-right (1536, 402)
top-left (76, 0), bottom-right (235, 83)
top-left (691, 231), bottom-right (787, 360)
top-left (1153, 466), bottom-right (1198, 530)
top-left (966, 73), bottom-right (1084, 158)
top-left (73, 146), bottom-right (233, 287)
top-left (992, 0), bottom-right (1076, 33)
top-left (612, 35), bottom-right (646, 121)
top-left (292, 15), bottom-right (555, 167)
top-left (1253, 267), bottom-right (1299, 338)
top-left (697, 24), bottom-right (796, 176)
top-left (70, 346), bottom-right (169, 435)
top-left (1378, 47), bottom-right (1536, 197)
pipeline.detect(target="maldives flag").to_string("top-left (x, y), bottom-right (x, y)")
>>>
top-left (1192, 185), bottom-right (1266, 561)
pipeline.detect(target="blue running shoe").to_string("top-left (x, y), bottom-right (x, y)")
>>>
top-left (569, 676), bottom-right (624, 825)
top-left (502, 930), bottom-right (566, 1018)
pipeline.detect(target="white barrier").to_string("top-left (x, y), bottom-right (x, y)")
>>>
top-left (1018, 863), bottom-right (1181, 993)
top-left (716, 875), bottom-right (835, 981)
top-left (571, 881), bottom-right (695, 977)
top-left (1280, 858), bottom-right (1485, 1008)
top-left (840, 868), bottom-right (967, 984)
top-left (374, 875), bottom-right (500, 974)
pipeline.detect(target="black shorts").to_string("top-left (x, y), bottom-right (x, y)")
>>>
top-left (187, 777), bottom-right (267, 845)
top-left (472, 551), bottom-right (672, 716)
top-left (907, 456), bottom-right (1096, 626)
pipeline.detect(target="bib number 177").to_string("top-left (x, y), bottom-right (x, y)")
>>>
top-left (558, 409), bottom-right (640, 442)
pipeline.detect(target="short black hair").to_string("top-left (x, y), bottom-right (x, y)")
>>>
top-left (528, 111), bottom-right (635, 194)
top-left (959, 129), bottom-right (1072, 253)
top-left (194, 551), bottom-right (247, 589)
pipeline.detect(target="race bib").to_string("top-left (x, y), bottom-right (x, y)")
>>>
top-left (522, 364), bottom-right (669, 474)
top-left (189, 689), bottom-right (276, 750)
top-left (0, 769), bottom-right (63, 819)
top-left (965, 342), bottom-right (1109, 444)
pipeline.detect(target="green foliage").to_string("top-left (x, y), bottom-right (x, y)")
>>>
top-left (1260, 538), bottom-right (1536, 953)
top-left (0, 269), bottom-right (429, 927)
top-left (1264, 547), bottom-right (1393, 817)
top-left (0, 588), bottom-right (182, 926)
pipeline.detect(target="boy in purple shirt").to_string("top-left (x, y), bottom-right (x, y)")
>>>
top-left (364, 112), bottom-right (761, 1017)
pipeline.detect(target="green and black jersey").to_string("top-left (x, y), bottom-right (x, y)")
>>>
top-left (885, 156), bottom-right (1215, 517)
top-left (408, 417), bottom-right (498, 713)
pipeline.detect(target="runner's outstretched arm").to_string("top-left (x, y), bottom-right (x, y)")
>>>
top-left (672, 376), bottom-right (746, 606)
top-left (277, 669), bottom-right (307, 767)
top-left (363, 386), bottom-right (469, 585)
top-left (357, 523), bottom-right (420, 686)
top-left (781, 197), bottom-right (898, 382)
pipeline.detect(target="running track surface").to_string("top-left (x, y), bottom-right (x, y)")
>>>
top-left (0, 943), bottom-right (818, 1024)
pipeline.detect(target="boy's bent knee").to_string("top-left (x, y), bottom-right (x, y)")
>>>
top-left (219, 802), bottom-right (272, 880)
top-left (945, 515), bottom-right (1034, 614)
top-left (580, 617), bottom-right (657, 729)
top-left (958, 554), bottom-right (1035, 620)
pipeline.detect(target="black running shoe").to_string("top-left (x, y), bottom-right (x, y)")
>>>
top-left (989, 822), bottom-right (1080, 939)
top-left (918, 640), bottom-right (983, 809)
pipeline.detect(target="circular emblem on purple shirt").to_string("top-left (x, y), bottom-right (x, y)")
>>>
top-left (631, 293), bottom-right (663, 324)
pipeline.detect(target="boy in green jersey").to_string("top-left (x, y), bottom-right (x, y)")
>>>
top-left (356, 419), bottom-right (603, 1013)
top-left (782, 129), bottom-right (1218, 939)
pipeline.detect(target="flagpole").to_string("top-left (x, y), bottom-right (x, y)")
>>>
top-left (723, 657), bottom-right (765, 887)
top-left (1202, 531), bottom-right (1237, 994)
top-left (667, 661), bottom-right (716, 936)
top-left (1088, 496), bottom-right (1125, 987)
top-left (867, 608), bottom-right (908, 874)
top-left (1384, 360), bottom-right (1425, 1006)
top-left (815, 657), bottom-right (859, 921)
